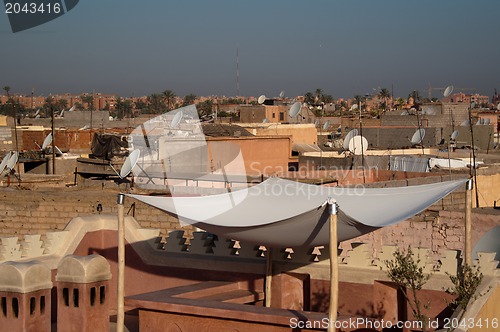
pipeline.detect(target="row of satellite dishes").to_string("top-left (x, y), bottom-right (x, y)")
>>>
top-left (31, 105), bottom-right (76, 119)
top-left (0, 146), bottom-right (140, 181)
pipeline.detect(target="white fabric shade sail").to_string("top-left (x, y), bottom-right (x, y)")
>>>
top-left (127, 177), bottom-right (466, 248)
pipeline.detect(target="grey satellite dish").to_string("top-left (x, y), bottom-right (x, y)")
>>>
top-left (42, 133), bottom-right (53, 150)
top-left (68, 105), bottom-right (76, 112)
top-left (6, 151), bottom-right (18, 171)
top-left (322, 120), bottom-right (330, 131)
top-left (497, 103), bottom-right (500, 111)
top-left (472, 226), bottom-right (500, 262)
top-left (171, 111), bottom-right (183, 129)
top-left (470, 102), bottom-right (476, 109)
top-left (34, 109), bottom-right (40, 116)
top-left (401, 110), bottom-right (409, 116)
top-left (343, 129), bottom-right (359, 150)
top-left (279, 90), bottom-right (285, 98)
top-left (348, 135), bottom-right (368, 155)
top-left (119, 149), bottom-right (140, 178)
top-left (59, 109), bottom-right (65, 117)
top-left (451, 130), bottom-right (459, 140)
top-left (257, 95), bottom-right (266, 104)
top-left (411, 128), bottom-right (426, 145)
top-left (262, 118), bottom-right (269, 124)
top-left (443, 85), bottom-right (454, 97)
top-left (484, 118), bottom-right (491, 125)
top-left (314, 119), bottom-right (320, 127)
top-left (460, 120), bottom-right (471, 127)
top-left (289, 102), bottom-right (301, 117)
top-left (35, 114), bottom-right (40, 119)
top-left (409, 107), bottom-right (416, 113)
top-left (0, 152), bottom-right (12, 175)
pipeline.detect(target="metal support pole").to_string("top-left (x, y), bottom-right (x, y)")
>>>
top-left (265, 247), bottom-right (273, 307)
top-left (328, 199), bottom-right (338, 332)
top-left (465, 179), bottom-right (473, 266)
top-left (117, 194), bottom-right (125, 332)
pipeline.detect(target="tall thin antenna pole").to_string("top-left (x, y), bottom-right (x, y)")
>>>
top-left (236, 47), bottom-right (240, 96)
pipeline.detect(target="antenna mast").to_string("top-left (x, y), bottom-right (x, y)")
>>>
top-left (236, 47), bottom-right (240, 96)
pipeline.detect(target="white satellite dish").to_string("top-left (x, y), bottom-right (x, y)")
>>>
top-left (257, 95), bottom-right (266, 104)
top-left (322, 120), bottom-right (330, 131)
top-left (35, 114), bottom-right (40, 119)
top-left (42, 133), bottom-right (53, 150)
top-left (6, 151), bottom-right (18, 171)
top-left (68, 105), bottom-right (76, 112)
top-left (350, 104), bottom-right (358, 111)
top-left (55, 146), bottom-right (64, 156)
top-left (401, 110), bottom-right (409, 116)
top-left (79, 124), bottom-right (90, 131)
top-left (0, 152), bottom-right (13, 175)
top-left (410, 128), bottom-right (426, 145)
top-left (262, 118), bottom-right (269, 123)
top-left (279, 90), bottom-right (285, 98)
top-left (59, 109), bottom-right (65, 117)
top-left (460, 120), bottom-right (470, 127)
top-left (34, 109), bottom-right (40, 116)
top-left (443, 85), bottom-right (454, 97)
top-left (484, 118), bottom-right (491, 125)
top-left (348, 135), bottom-right (368, 155)
top-left (343, 129), bottom-right (359, 150)
top-left (171, 111), bottom-right (183, 129)
top-left (497, 103), bottom-right (500, 111)
top-left (451, 130), bottom-right (459, 140)
top-left (289, 102), bottom-right (301, 117)
top-left (119, 149), bottom-right (140, 178)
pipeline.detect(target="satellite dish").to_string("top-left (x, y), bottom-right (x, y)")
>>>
top-left (42, 133), bottom-right (53, 150)
top-left (257, 95), bottom-right (266, 104)
top-left (0, 152), bottom-right (12, 175)
top-left (68, 105), bottom-right (76, 112)
top-left (348, 135), bottom-right (368, 155)
top-left (470, 102), bottom-right (476, 109)
top-left (79, 124), bottom-right (90, 131)
top-left (6, 151), bottom-right (18, 171)
top-left (35, 114), bottom-right (40, 119)
top-left (279, 90), bottom-right (285, 98)
top-left (314, 119), bottom-right (320, 127)
top-left (451, 130), bottom-right (459, 140)
top-left (55, 146), bottom-right (64, 156)
top-left (497, 103), bottom-right (500, 111)
top-left (322, 120), bottom-right (330, 131)
top-left (443, 85), bottom-right (454, 97)
top-left (350, 104), bottom-right (358, 111)
top-left (34, 109), bottom-right (40, 116)
top-left (475, 119), bottom-right (483, 126)
top-left (460, 119), bottom-right (471, 127)
top-left (401, 110), bottom-right (409, 116)
top-left (119, 149), bottom-right (140, 178)
top-left (410, 128), bottom-right (426, 145)
top-left (171, 111), bottom-right (183, 129)
top-left (289, 102), bottom-right (301, 117)
top-left (343, 129), bottom-right (359, 150)
top-left (262, 118), bottom-right (269, 123)
top-left (59, 109), bottom-right (65, 117)
top-left (484, 118), bottom-right (491, 125)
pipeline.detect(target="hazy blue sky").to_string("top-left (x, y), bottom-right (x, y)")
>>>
top-left (1, 0), bottom-right (499, 99)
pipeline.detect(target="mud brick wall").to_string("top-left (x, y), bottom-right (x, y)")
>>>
top-left (0, 188), bottom-right (190, 241)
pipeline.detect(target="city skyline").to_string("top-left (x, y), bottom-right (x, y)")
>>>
top-left (1, 1), bottom-right (499, 99)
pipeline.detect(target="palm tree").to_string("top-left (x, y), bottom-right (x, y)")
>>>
top-left (304, 92), bottom-right (314, 105)
top-left (80, 94), bottom-right (94, 111)
top-left (378, 88), bottom-right (391, 113)
top-left (162, 90), bottom-right (176, 110)
top-left (3, 86), bottom-right (10, 96)
top-left (182, 93), bottom-right (197, 107)
top-left (146, 93), bottom-right (165, 113)
top-left (409, 90), bottom-right (421, 105)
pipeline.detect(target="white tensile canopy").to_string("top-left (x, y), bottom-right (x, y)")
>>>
top-left (127, 177), bottom-right (466, 248)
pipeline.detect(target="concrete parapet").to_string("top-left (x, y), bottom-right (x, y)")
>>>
top-left (56, 254), bottom-right (111, 332)
top-left (0, 261), bottom-right (52, 331)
